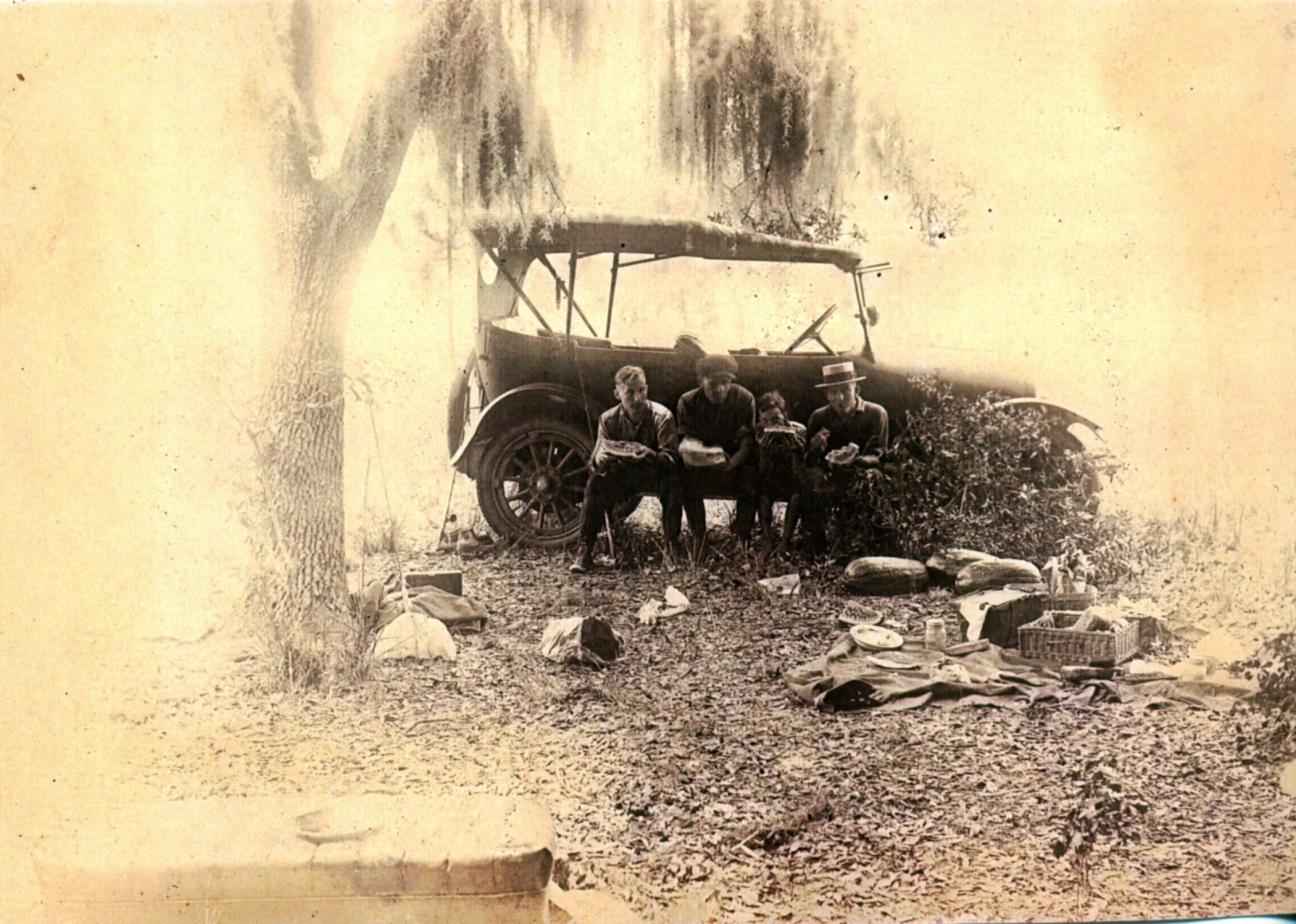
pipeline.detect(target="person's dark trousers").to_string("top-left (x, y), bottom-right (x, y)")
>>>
top-left (579, 460), bottom-right (682, 550)
top-left (801, 466), bottom-right (836, 551)
top-left (801, 465), bottom-right (884, 551)
top-left (677, 462), bottom-right (759, 543)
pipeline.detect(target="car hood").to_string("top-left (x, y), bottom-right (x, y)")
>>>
top-left (870, 359), bottom-right (1034, 399)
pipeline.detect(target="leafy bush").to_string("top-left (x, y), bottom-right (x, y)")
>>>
top-left (1052, 757), bottom-right (1148, 899)
top-left (839, 379), bottom-right (1135, 581)
top-left (1233, 627), bottom-right (1296, 763)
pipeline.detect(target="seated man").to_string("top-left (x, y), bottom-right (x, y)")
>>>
top-left (802, 360), bottom-right (890, 551)
top-left (673, 354), bottom-right (759, 549)
top-left (754, 390), bottom-right (807, 561)
top-left (571, 365), bottom-right (682, 574)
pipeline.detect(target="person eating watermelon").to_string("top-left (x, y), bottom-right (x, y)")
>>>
top-left (802, 360), bottom-right (889, 553)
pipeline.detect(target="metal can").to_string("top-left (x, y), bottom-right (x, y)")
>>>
top-left (925, 617), bottom-right (947, 652)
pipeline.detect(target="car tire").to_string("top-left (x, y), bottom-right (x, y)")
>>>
top-left (477, 420), bottom-right (593, 547)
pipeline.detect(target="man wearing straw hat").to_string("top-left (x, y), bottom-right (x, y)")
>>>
top-left (802, 360), bottom-right (889, 552)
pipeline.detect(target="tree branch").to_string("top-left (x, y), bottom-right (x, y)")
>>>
top-left (326, 5), bottom-right (446, 256)
top-left (262, 0), bottom-right (324, 192)
top-left (288, 0), bottom-right (324, 163)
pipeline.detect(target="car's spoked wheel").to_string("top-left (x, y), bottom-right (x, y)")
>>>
top-left (477, 421), bottom-right (592, 546)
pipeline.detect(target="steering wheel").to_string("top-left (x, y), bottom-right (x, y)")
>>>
top-left (784, 304), bottom-right (837, 354)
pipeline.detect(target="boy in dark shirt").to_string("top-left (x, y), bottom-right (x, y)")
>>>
top-left (673, 353), bottom-right (759, 551)
top-left (802, 361), bottom-right (889, 552)
top-left (754, 391), bottom-right (807, 562)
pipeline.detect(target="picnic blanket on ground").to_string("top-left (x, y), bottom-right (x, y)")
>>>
top-left (784, 635), bottom-right (1238, 712)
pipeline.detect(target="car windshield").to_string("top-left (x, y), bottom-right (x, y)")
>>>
top-left (507, 252), bottom-right (867, 354)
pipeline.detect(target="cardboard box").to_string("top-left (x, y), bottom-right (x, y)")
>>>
top-left (34, 794), bottom-right (553, 923)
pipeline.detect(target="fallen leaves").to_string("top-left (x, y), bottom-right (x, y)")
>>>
top-left (734, 799), bottom-right (835, 852)
top-left (91, 538), bottom-right (1296, 923)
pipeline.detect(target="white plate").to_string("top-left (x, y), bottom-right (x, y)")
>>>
top-left (866, 655), bottom-right (921, 671)
top-left (850, 624), bottom-right (904, 651)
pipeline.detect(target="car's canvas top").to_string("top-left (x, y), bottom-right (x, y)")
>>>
top-left (469, 210), bottom-right (864, 272)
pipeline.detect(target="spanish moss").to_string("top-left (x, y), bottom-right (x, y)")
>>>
top-left (417, 0), bottom-right (586, 228)
top-left (661, 0), bottom-right (857, 242)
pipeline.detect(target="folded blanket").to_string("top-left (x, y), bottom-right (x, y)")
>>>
top-left (785, 637), bottom-right (1224, 712)
top-left (370, 588), bottom-right (489, 629)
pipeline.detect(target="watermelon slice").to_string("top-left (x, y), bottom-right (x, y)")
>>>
top-left (825, 442), bottom-right (860, 466)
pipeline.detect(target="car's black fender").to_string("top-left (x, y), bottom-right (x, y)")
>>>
top-left (449, 381), bottom-right (603, 480)
top-left (993, 397), bottom-right (1101, 453)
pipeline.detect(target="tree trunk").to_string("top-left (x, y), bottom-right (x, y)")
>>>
top-left (250, 3), bottom-right (430, 685)
top-left (253, 193), bottom-right (353, 684)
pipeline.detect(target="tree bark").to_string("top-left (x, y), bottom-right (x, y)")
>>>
top-left (251, 3), bottom-right (435, 684)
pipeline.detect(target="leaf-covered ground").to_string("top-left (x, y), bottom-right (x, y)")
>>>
top-left (100, 542), bottom-right (1296, 922)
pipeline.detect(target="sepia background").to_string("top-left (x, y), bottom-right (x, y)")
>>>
top-left (1, 0), bottom-right (1293, 915)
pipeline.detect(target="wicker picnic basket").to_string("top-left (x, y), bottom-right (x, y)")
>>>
top-left (968, 591), bottom-right (1096, 649)
top-left (1018, 611), bottom-right (1138, 665)
top-left (1041, 591), bottom-right (1098, 611)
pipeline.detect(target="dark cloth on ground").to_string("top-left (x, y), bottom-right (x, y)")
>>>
top-left (785, 636), bottom-right (1227, 712)
top-left (677, 385), bottom-right (757, 456)
top-left (580, 458), bottom-right (681, 546)
top-left (370, 585), bottom-right (490, 632)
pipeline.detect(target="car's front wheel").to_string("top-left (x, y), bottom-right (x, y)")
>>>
top-left (476, 420), bottom-right (593, 546)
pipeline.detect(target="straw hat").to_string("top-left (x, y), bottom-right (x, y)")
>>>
top-left (814, 360), bottom-right (868, 389)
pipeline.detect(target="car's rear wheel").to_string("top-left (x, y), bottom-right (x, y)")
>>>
top-left (477, 421), bottom-right (593, 546)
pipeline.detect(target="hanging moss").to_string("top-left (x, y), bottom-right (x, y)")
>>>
top-left (663, 0), bottom-right (857, 242)
top-left (415, 0), bottom-right (582, 235)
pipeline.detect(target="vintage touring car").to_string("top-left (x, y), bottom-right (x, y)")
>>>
top-left (447, 213), bottom-right (1096, 546)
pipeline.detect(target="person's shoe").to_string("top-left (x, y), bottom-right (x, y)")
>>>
top-left (569, 549), bottom-right (596, 574)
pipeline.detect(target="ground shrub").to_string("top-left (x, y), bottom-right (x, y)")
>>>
top-left (1052, 757), bottom-right (1148, 901)
top-left (839, 379), bottom-right (1136, 582)
top-left (1233, 626), bottom-right (1296, 763)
